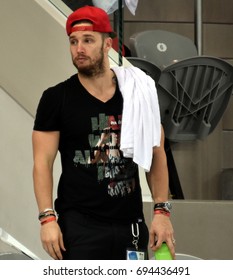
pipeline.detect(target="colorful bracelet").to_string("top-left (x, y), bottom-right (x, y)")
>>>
top-left (38, 209), bottom-right (55, 220)
top-left (40, 216), bottom-right (57, 225)
top-left (154, 209), bottom-right (171, 217)
top-left (39, 213), bottom-right (56, 221)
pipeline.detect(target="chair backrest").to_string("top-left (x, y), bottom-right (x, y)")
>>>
top-left (157, 56), bottom-right (233, 141)
top-left (129, 30), bottom-right (198, 69)
top-left (126, 57), bottom-right (161, 83)
top-left (128, 30), bottom-right (233, 142)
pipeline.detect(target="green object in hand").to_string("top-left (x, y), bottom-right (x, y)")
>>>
top-left (154, 243), bottom-right (173, 260)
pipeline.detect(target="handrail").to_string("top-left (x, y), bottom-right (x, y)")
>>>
top-left (47, 0), bottom-right (71, 17)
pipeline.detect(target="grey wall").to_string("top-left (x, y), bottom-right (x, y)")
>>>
top-left (122, 0), bottom-right (233, 259)
top-left (144, 199), bottom-right (233, 260)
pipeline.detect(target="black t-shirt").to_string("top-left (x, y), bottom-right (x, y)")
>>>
top-left (34, 74), bottom-right (144, 223)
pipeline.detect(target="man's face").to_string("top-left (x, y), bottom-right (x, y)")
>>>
top-left (69, 23), bottom-right (109, 77)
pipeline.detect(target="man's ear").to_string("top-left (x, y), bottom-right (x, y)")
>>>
top-left (105, 37), bottom-right (113, 50)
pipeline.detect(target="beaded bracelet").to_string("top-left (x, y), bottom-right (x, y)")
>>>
top-left (40, 216), bottom-right (57, 225)
top-left (154, 209), bottom-right (171, 217)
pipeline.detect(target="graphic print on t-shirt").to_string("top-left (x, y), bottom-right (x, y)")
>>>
top-left (73, 113), bottom-right (136, 197)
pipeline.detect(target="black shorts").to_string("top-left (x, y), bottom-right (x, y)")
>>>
top-left (58, 210), bottom-right (149, 260)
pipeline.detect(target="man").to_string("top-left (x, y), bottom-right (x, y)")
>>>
top-left (32, 5), bottom-right (175, 260)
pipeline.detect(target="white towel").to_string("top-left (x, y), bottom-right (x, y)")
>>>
top-left (112, 66), bottom-right (161, 171)
top-left (125, 0), bottom-right (139, 15)
top-left (93, 0), bottom-right (138, 15)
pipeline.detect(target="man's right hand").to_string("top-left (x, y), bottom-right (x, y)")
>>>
top-left (40, 221), bottom-right (66, 260)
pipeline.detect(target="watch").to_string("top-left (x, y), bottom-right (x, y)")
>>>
top-left (154, 202), bottom-right (172, 212)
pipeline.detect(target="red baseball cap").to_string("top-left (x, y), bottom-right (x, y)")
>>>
top-left (66, 6), bottom-right (116, 38)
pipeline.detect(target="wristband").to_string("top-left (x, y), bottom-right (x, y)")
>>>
top-left (38, 208), bottom-right (55, 220)
top-left (42, 208), bottom-right (54, 212)
top-left (154, 201), bottom-right (172, 213)
top-left (40, 216), bottom-right (56, 225)
top-left (39, 213), bottom-right (56, 221)
top-left (154, 209), bottom-right (171, 217)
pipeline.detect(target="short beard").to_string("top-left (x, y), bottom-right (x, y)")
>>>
top-left (73, 46), bottom-right (105, 78)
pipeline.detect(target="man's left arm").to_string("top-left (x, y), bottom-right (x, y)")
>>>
top-left (145, 125), bottom-right (176, 259)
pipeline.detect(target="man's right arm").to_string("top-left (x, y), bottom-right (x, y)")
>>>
top-left (32, 130), bottom-right (59, 212)
top-left (32, 130), bottom-right (65, 259)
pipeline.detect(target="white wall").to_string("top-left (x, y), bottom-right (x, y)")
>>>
top-left (0, 87), bottom-right (55, 259)
top-left (0, 0), bottom-right (74, 116)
